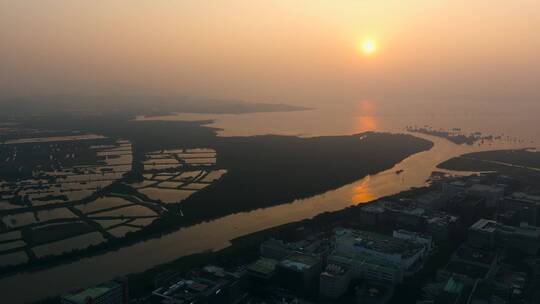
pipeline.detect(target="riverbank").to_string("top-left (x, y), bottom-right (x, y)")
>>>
top-left (438, 149), bottom-right (540, 186)
top-left (34, 185), bottom-right (435, 303)
top-left (0, 134), bottom-right (517, 304)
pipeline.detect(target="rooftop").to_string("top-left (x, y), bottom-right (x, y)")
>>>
top-left (444, 261), bottom-right (490, 279)
top-left (356, 282), bottom-right (393, 302)
top-left (470, 219), bottom-right (540, 238)
top-left (329, 251), bottom-right (401, 272)
top-left (454, 245), bottom-right (496, 266)
top-left (494, 267), bottom-right (527, 289)
top-left (393, 229), bottom-right (432, 241)
top-left (152, 267), bottom-right (237, 302)
top-left (469, 184), bottom-right (504, 193)
top-left (321, 264), bottom-right (349, 277)
top-left (247, 258), bottom-right (279, 276)
top-left (335, 229), bottom-right (424, 258)
top-left (469, 219), bottom-right (497, 233)
top-left (280, 253), bottom-right (320, 271)
top-left (262, 235), bottom-right (328, 256)
top-left (384, 201), bottom-right (426, 216)
top-left (153, 279), bottom-right (208, 301)
top-left (361, 204), bottom-right (386, 214)
top-left (443, 277), bottom-right (465, 294)
top-left (62, 281), bottom-right (121, 304)
top-left (507, 192), bottom-right (540, 203)
top-left (417, 191), bottom-right (446, 202)
top-left (426, 213), bottom-right (459, 226)
top-left (449, 181), bottom-right (467, 187)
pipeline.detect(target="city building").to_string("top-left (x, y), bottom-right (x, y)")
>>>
top-left (438, 245), bottom-right (498, 284)
top-left (501, 192), bottom-right (540, 226)
top-left (260, 239), bottom-right (292, 260)
top-left (357, 200), bottom-right (461, 239)
top-left (392, 229), bottom-right (433, 253)
top-left (323, 228), bottom-right (428, 286)
top-left (152, 266), bottom-right (246, 304)
top-left (468, 266), bottom-right (529, 304)
top-left (275, 253), bottom-right (322, 293)
top-left (238, 289), bottom-right (316, 304)
top-left (358, 203), bottom-right (386, 226)
top-left (442, 180), bottom-right (468, 198)
top-left (468, 219), bottom-right (540, 255)
top-left (247, 258), bottom-right (279, 281)
top-left (416, 191), bottom-right (448, 210)
top-left (490, 266), bottom-right (528, 302)
top-left (426, 213), bottom-right (460, 240)
top-left (355, 282), bottom-right (395, 304)
top-left (467, 184), bottom-right (505, 207)
top-left (333, 229), bottom-right (426, 272)
top-left (446, 194), bottom-right (485, 226)
top-left (61, 278), bottom-right (128, 304)
top-left (260, 235), bottom-right (328, 262)
top-left (442, 179), bottom-right (506, 207)
top-left (383, 201), bottom-right (427, 229)
top-left (319, 263), bottom-right (351, 299)
top-left (328, 252), bottom-right (403, 284)
top-left (418, 276), bottom-right (474, 304)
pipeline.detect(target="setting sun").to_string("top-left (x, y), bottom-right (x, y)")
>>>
top-left (3, 2), bottom-right (540, 303)
top-left (360, 38), bottom-right (378, 55)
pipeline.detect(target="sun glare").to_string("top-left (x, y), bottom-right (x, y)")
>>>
top-left (360, 38), bottom-right (378, 56)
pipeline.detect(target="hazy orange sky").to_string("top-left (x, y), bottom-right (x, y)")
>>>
top-left (1, 1), bottom-right (539, 106)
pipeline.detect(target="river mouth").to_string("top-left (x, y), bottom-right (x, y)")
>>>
top-left (0, 131), bottom-right (525, 303)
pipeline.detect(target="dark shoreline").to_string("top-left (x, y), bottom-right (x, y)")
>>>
top-left (406, 126), bottom-right (494, 145)
top-left (438, 149), bottom-right (540, 186)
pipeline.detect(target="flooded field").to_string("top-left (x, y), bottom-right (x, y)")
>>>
top-left (2, 133), bottom-right (526, 303)
top-left (0, 135), bottom-right (133, 206)
top-left (133, 148), bottom-right (225, 204)
top-left (0, 129), bottom-right (227, 268)
top-left (0, 99), bottom-right (535, 303)
top-left (0, 131), bottom-right (141, 267)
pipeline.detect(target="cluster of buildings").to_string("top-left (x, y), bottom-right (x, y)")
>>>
top-left (61, 277), bottom-right (129, 304)
top-left (468, 219), bottom-right (540, 255)
top-left (358, 197), bottom-right (461, 240)
top-left (151, 265), bottom-right (246, 304)
top-left (498, 192), bottom-right (540, 227)
top-left (244, 227), bottom-right (434, 302)
top-left (414, 175), bottom-right (540, 304)
top-left (321, 228), bottom-right (432, 298)
top-left (59, 173), bottom-right (540, 304)
top-left (248, 233), bottom-right (327, 295)
top-left (417, 223), bottom-right (538, 304)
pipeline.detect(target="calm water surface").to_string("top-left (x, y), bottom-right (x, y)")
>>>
top-left (137, 100), bottom-right (540, 145)
top-left (2, 101), bottom-right (534, 303)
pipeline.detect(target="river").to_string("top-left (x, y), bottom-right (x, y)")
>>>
top-left (2, 100), bottom-right (535, 303)
top-left (0, 133), bottom-right (522, 303)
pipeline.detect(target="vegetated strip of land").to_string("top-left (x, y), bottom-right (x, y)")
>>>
top-left (438, 149), bottom-right (540, 186)
top-left (175, 132), bottom-right (433, 219)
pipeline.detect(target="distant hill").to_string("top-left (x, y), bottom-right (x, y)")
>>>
top-left (0, 94), bottom-right (309, 119)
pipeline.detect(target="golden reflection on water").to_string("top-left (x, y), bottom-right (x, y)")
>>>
top-left (351, 176), bottom-right (376, 204)
top-left (353, 100), bottom-right (378, 133)
top-left (355, 116), bottom-right (378, 133)
top-left (2, 133), bottom-right (528, 304)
